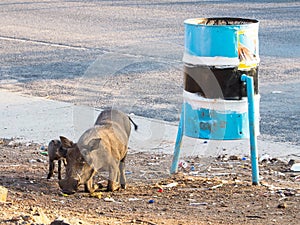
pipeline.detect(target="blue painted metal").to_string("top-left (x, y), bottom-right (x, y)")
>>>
top-left (184, 18), bottom-right (259, 69)
top-left (185, 24), bottom-right (238, 58)
top-left (170, 109), bottom-right (184, 174)
top-left (241, 74), bottom-right (259, 185)
top-left (183, 102), bottom-right (248, 140)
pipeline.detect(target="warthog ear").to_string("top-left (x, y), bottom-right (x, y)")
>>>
top-left (59, 136), bottom-right (74, 148)
top-left (88, 138), bottom-right (101, 151)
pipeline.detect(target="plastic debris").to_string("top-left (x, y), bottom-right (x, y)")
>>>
top-left (157, 188), bottom-right (163, 193)
top-left (90, 192), bottom-right (102, 199)
top-left (128, 198), bottom-right (141, 201)
top-left (189, 202), bottom-right (208, 206)
top-left (190, 165), bottom-right (195, 171)
top-left (290, 163), bottom-right (300, 172)
top-left (148, 199), bottom-right (155, 204)
top-left (28, 159), bottom-right (37, 163)
top-left (179, 160), bottom-right (188, 169)
top-left (104, 197), bottom-right (115, 202)
top-left (162, 182), bottom-right (178, 188)
top-left (40, 151), bottom-right (48, 156)
top-left (125, 171), bottom-right (133, 175)
top-left (40, 145), bottom-right (46, 150)
top-left (260, 154), bottom-right (270, 162)
top-left (271, 91), bottom-right (282, 94)
top-left (209, 183), bottom-right (223, 190)
top-left (242, 157), bottom-right (247, 161)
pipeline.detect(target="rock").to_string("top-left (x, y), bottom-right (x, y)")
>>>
top-left (229, 155), bottom-right (239, 160)
top-left (277, 202), bottom-right (287, 209)
top-left (32, 208), bottom-right (51, 224)
top-left (0, 186), bottom-right (8, 202)
top-left (288, 159), bottom-right (295, 166)
top-left (50, 219), bottom-right (71, 225)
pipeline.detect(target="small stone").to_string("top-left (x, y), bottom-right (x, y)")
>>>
top-left (277, 202), bottom-right (287, 209)
top-left (229, 155), bottom-right (239, 160)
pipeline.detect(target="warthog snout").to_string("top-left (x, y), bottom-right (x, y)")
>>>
top-left (59, 177), bottom-right (79, 195)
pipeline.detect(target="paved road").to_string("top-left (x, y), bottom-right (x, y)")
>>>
top-left (0, 0), bottom-right (299, 145)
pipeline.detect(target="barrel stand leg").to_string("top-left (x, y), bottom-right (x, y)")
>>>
top-left (241, 74), bottom-right (259, 185)
top-left (170, 112), bottom-right (184, 174)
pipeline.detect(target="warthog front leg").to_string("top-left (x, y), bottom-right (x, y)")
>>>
top-left (47, 160), bottom-right (55, 179)
top-left (107, 161), bottom-right (120, 192)
top-left (58, 159), bottom-right (62, 180)
top-left (84, 169), bottom-right (98, 193)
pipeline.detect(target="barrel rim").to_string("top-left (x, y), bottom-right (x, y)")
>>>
top-left (184, 17), bottom-right (259, 27)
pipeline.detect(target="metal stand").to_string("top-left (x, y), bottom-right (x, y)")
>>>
top-left (170, 110), bottom-right (183, 174)
top-left (241, 74), bottom-right (259, 185)
top-left (170, 75), bottom-right (260, 185)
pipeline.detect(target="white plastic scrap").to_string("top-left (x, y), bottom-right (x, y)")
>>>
top-left (291, 163), bottom-right (300, 172)
top-left (162, 182), bottom-right (178, 188)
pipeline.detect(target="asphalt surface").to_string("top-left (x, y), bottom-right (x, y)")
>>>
top-left (0, 0), bottom-right (299, 145)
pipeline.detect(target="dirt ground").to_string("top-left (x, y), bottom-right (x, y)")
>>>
top-left (0, 138), bottom-right (299, 225)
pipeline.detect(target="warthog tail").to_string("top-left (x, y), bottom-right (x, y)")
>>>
top-left (128, 116), bottom-right (138, 131)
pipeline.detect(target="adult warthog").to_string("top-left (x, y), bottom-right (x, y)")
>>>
top-left (59, 109), bottom-right (137, 194)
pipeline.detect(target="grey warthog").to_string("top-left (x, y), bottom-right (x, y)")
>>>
top-left (47, 140), bottom-right (67, 180)
top-left (59, 109), bottom-right (137, 194)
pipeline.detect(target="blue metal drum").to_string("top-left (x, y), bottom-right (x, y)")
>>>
top-left (182, 17), bottom-right (260, 140)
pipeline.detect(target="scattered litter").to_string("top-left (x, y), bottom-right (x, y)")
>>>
top-left (125, 171), bottom-right (133, 175)
top-left (147, 162), bottom-right (160, 166)
top-left (104, 197), bottom-right (115, 202)
top-left (148, 199), bottom-right (155, 204)
top-left (162, 182), bottom-right (178, 188)
top-left (179, 160), bottom-right (188, 169)
top-left (40, 145), bottom-right (46, 150)
top-left (128, 198), bottom-right (141, 201)
top-left (209, 183), bottom-right (223, 190)
top-left (212, 172), bottom-right (236, 176)
top-left (203, 141), bottom-right (208, 144)
top-left (28, 159), bottom-right (37, 164)
top-left (60, 193), bottom-right (69, 197)
top-left (157, 188), bottom-right (163, 193)
top-left (260, 154), bottom-right (270, 162)
top-left (290, 163), bottom-right (300, 172)
top-left (189, 202), bottom-right (208, 206)
top-left (242, 157), bottom-right (247, 161)
top-left (271, 91), bottom-right (282, 94)
top-left (190, 165), bottom-right (195, 171)
top-left (25, 142), bottom-right (32, 147)
top-left (90, 192), bottom-right (102, 199)
top-left (189, 171), bottom-right (199, 175)
top-left (40, 151), bottom-right (48, 156)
